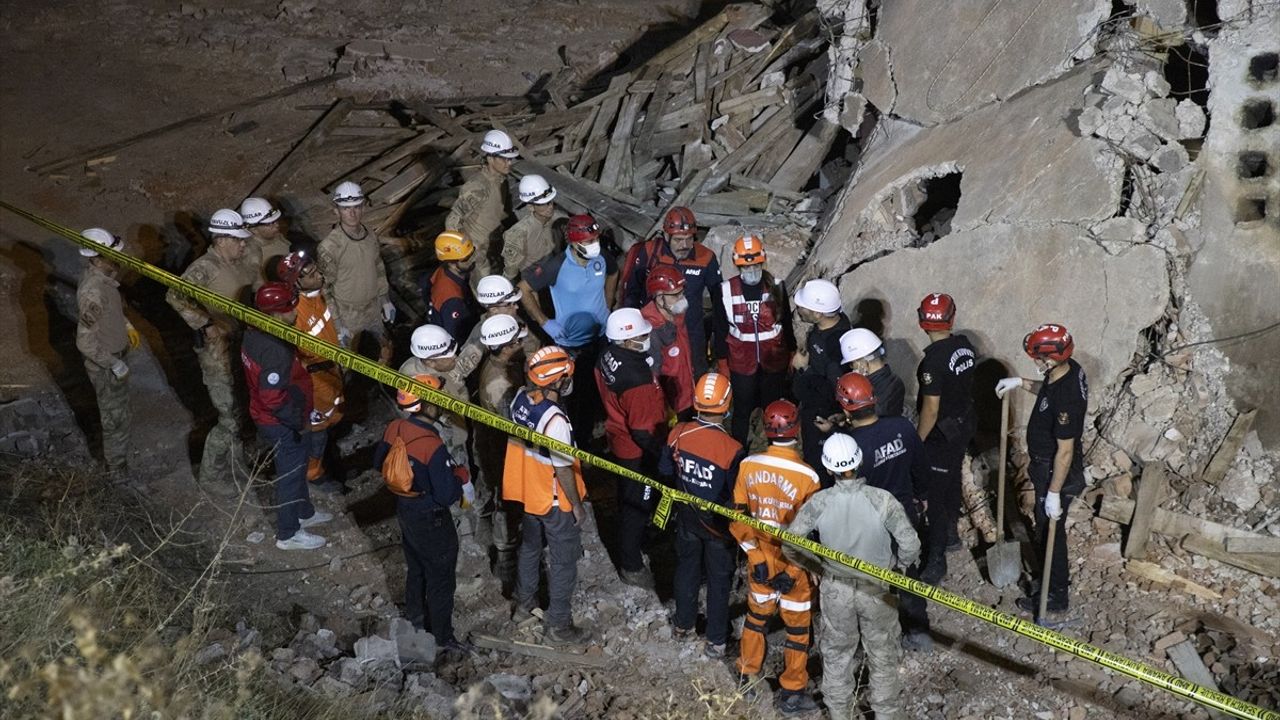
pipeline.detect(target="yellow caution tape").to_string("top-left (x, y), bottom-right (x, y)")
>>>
top-left (5, 200), bottom-right (1274, 720)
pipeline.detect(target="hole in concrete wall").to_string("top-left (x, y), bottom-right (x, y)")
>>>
top-left (1234, 197), bottom-right (1267, 223)
top-left (1241, 99), bottom-right (1276, 130)
top-left (1249, 53), bottom-right (1279, 84)
top-left (1165, 44), bottom-right (1211, 114)
top-left (972, 358), bottom-right (1012, 453)
top-left (910, 171), bottom-right (962, 244)
top-left (1109, 0), bottom-right (1134, 21)
top-left (852, 298), bottom-right (885, 337)
top-left (1186, 0), bottom-right (1221, 31)
top-left (1238, 152), bottom-right (1270, 179)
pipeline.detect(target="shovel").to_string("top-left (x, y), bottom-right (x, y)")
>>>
top-left (1038, 516), bottom-right (1058, 622)
top-left (986, 392), bottom-right (1021, 588)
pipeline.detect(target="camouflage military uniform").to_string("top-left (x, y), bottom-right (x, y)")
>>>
top-left (476, 349), bottom-right (525, 553)
top-left (167, 250), bottom-right (255, 486)
top-left (241, 236), bottom-right (291, 288)
top-left (500, 212), bottom-right (558, 280)
top-left (76, 263), bottom-right (131, 472)
top-left (448, 310), bottom-right (541, 386)
top-left (786, 475), bottom-right (921, 720)
top-left (445, 166), bottom-right (509, 278)
top-left (318, 224), bottom-right (391, 345)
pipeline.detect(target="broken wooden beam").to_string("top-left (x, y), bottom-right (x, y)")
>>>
top-left (1124, 463), bottom-right (1168, 560)
top-left (1224, 535), bottom-right (1280, 554)
top-left (1100, 496), bottom-right (1280, 577)
top-left (1203, 408), bottom-right (1257, 485)
top-left (1125, 559), bottom-right (1221, 601)
top-left (769, 117), bottom-right (840, 192)
top-left (1165, 641), bottom-right (1228, 720)
top-left (513, 159), bottom-right (655, 240)
top-left (252, 98), bottom-right (355, 196)
top-left (1181, 534), bottom-right (1280, 578)
top-left (30, 73), bottom-right (349, 175)
top-left (469, 633), bottom-right (611, 668)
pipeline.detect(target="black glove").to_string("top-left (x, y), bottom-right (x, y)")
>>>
top-left (768, 571), bottom-right (795, 594)
top-left (751, 562), bottom-right (770, 585)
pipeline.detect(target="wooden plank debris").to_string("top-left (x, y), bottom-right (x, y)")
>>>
top-left (469, 633), bottom-right (611, 668)
top-left (1125, 560), bottom-right (1221, 601)
top-left (1100, 496), bottom-right (1280, 577)
top-left (1165, 641), bottom-right (1228, 720)
top-left (1203, 408), bottom-right (1257, 485)
top-left (1224, 535), bottom-right (1280, 554)
top-left (252, 98), bottom-right (355, 195)
top-left (1123, 463), bottom-right (1168, 560)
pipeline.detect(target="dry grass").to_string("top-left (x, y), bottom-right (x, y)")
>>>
top-left (0, 462), bottom-right (424, 719)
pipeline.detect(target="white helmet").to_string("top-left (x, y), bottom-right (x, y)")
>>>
top-left (480, 314), bottom-right (523, 349)
top-left (79, 227), bottom-right (122, 257)
top-left (410, 324), bottom-right (457, 359)
top-left (475, 274), bottom-right (522, 305)
top-left (839, 328), bottom-right (883, 364)
top-left (239, 197), bottom-right (281, 225)
top-left (518, 174), bottom-right (556, 205)
top-left (480, 129), bottom-right (519, 159)
top-left (332, 181), bottom-right (366, 207)
top-left (208, 209), bottom-right (252, 239)
top-left (605, 308), bottom-right (652, 342)
top-left (822, 433), bottom-right (864, 475)
top-left (794, 279), bottom-right (842, 314)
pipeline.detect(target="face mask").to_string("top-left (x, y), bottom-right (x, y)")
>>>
top-left (633, 337), bottom-right (652, 353)
top-left (576, 241), bottom-right (602, 259)
top-left (560, 377), bottom-right (574, 396)
top-left (740, 266), bottom-right (763, 285)
top-left (667, 296), bottom-right (690, 315)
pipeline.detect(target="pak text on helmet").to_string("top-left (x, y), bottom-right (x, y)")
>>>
top-left (917, 292), bottom-right (956, 331)
top-left (1024, 323), bottom-right (1074, 362)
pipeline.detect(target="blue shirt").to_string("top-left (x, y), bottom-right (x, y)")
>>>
top-left (523, 248), bottom-right (617, 331)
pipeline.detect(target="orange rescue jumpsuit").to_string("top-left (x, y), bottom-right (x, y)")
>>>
top-left (295, 288), bottom-right (344, 482)
top-left (730, 442), bottom-right (822, 691)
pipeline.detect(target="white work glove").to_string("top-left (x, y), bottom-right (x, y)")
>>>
top-left (995, 377), bottom-right (1023, 399)
top-left (381, 301), bottom-right (397, 323)
top-left (461, 482), bottom-right (476, 508)
top-left (1044, 491), bottom-right (1062, 520)
top-left (337, 328), bottom-right (353, 348)
top-left (110, 359), bottom-right (129, 380)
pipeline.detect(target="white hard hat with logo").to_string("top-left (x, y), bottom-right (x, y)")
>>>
top-left (332, 181), bottom-right (366, 207)
top-left (480, 129), bottom-right (519, 159)
top-left (518, 174), bottom-right (556, 205)
top-left (795, 279), bottom-right (842, 314)
top-left (480, 314), bottom-right (525, 349)
top-left (79, 228), bottom-right (123, 257)
top-left (605, 308), bottom-right (653, 342)
top-left (821, 433), bottom-right (864, 474)
top-left (208, 209), bottom-right (252, 239)
top-left (839, 328), bottom-right (883, 364)
top-left (476, 275), bottom-right (523, 306)
top-left (410, 324), bottom-right (457, 359)
top-left (239, 197), bottom-right (281, 225)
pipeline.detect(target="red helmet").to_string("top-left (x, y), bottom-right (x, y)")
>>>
top-left (763, 399), bottom-right (801, 440)
top-left (662, 206), bottom-right (697, 237)
top-left (1024, 323), bottom-right (1074, 362)
top-left (255, 281), bottom-right (298, 314)
top-left (276, 251), bottom-right (308, 284)
top-left (835, 372), bottom-right (876, 412)
top-left (566, 214), bottom-right (600, 244)
top-left (917, 292), bottom-right (956, 331)
top-left (646, 264), bottom-right (686, 296)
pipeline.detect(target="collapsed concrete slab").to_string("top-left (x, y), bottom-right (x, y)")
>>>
top-left (858, 0), bottom-right (1111, 124)
top-left (837, 224), bottom-right (1169, 408)
top-left (807, 63), bottom-right (1122, 279)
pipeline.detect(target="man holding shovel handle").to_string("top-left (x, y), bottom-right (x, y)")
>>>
top-left (995, 323), bottom-right (1088, 627)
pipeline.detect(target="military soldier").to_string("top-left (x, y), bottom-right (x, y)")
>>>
top-left (166, 209), bottom-right (256, 492)
top-left (75, 228), bottom-right (139, 474)
top-left (318, 181), bottom-right (395, 365)
top-left (446, 129), bottom-right (517, 279)
top-left (502, 174), bottom-right (560, 278)
top-left (475, 313), bottom-right (532, 571)
top-left (238, 197), bottom-right (291, 286)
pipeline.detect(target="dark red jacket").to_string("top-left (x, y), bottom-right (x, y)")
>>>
top-left (641, 300), bottom-right (694, 414)
top-left (619, 236), bottom-right (723, 367)
top-left (594, 344), bottom-right (668, 461)
top-left (241, 328), bottom-right (313, 431)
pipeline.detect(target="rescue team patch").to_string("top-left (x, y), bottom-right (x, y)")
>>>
top-left (267, 372), bottom-right (281, 385)
top-left (921, 372), bottom-right (933, 385)
top-left (1058, 412), bottom-right (1070, 426)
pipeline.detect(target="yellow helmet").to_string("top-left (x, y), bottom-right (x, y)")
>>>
top-left (435, 231), bottom-right (474, 261)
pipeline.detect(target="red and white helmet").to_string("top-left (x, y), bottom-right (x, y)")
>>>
top-left (763, 399), bottom-right (801, 440)
top-left (1024, 323), bottom-right (1074, 362)
top-left (566, 214), bottom-right (601, 244)
top-left (663, 206), bottom-right (697, 238)
top-left (646, 264), bottom-right (686, 296)
top-left (917, 292), bottom-right (956, 331)
top-left (835, 372), bottom-right (876, 413)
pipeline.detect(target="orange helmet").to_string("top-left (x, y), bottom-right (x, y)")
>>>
top-left (732, 234), bottom-right (766, 267)
top-left (835, 372), bottom-right (876, 412)
top-left (663, 206), bottom-right (697, 237)
top-left (763, 399), bottom-right (801, 440)
top-left (526, 345), bottom-right (575, 387)
top-left (693, 372), bottom-right (732, 414)
top-left (397, 373), bottom-right (443, 413)
top-left (435, 231), bottom-right (474, 261)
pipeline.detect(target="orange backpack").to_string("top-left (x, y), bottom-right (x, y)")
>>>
top-left (381, 420), bottom-right (434, 497)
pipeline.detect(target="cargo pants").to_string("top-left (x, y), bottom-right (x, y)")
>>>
top-left (85, 357), bottom-right (131, 472)
top-left (819, 578), bottom-right (906, 720)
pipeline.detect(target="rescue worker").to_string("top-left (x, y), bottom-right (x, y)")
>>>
top-left (476, 314), bottom-right (531, 573)
top-left (504, 346), bottom-right (590, 644)
top-left (241, 282), bottom-right (332, 550)
top-left (75, 228), bottom-right (139, 474)
top-left (446, 129), bottom-right (517, 278)
top-left (318, 181), bottom-right (394, 365)
top-left (238, 197), bottom-right (291, 286)
top-left (447, 274), bottom-right (539, 387)
top-left (619, 206), bottom-right (723, 375)
top-left (837, 373), bottom-right (932, 651)
top-left (373, 374), bottom-right (472, 651)
top-left (277, 244), bottom-right (345, 493)
top-left (518, 213), bottom-right (618, 344)
top-left (424, 231), bottom-right (478, 341)
top-left (595, 308), bottom-right (668, 589)
top-left (640, 265), bottom-right (694, 419)
top-left (791, 278), bottom-right (852, 485)
top-left (837, 328), bottom-right (905, 417)
top-left (914, 293), bottom-right (977, 584)
top-left (713, 234), bottom-right (793, 446)
top-left (167, 208), bottom-right (256, 492)
top-left (660, 373), bottom-right (744, 658)
top-left (996, 324), bottom-right (1087, 622)
top-left (731, 399), bottom-right (821, 714)
top-left (502, 174), bottom-right (560, 279)
top-left (784, 433), bottom-right (921, 720)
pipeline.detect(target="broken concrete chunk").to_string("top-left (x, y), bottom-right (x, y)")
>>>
top-left (1138, 97), bottom-right (1180, 140)
top-left (1219, 464), bottom-right (1262, 512)
top-left (1078, 105), bottom-right (1105, 136)
top-left (485, 673), bottom-right (534, 702)
top-left (354, 633), bottom-right (400, 668)
top-left (1151, 143), bottom-right (1189, 173)
top-left (1135, 0), bottom-right (1187, 28)
top-left (1143, 70), bottom-right (1172, 98)
top-left (1093, 216), bottom-right (1149, 246)
top-left (1175, 99), bottom-right (1206, 139)
top-left (1122, 128), bottom-right (1164, 160)
top-left (391, 617), bottom-right (438, 665)
top-left (1102, 68), bottom-right (1149, 104)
